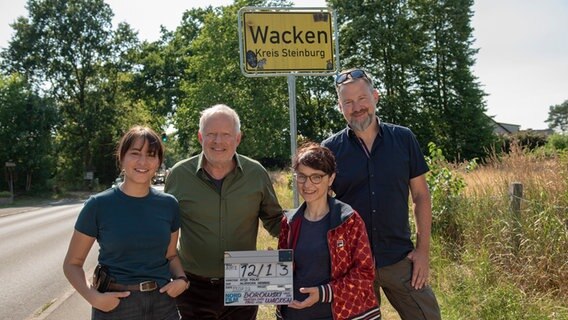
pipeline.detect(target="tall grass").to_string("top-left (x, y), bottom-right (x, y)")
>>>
top-left (429, 144), bottom-right (568, 319)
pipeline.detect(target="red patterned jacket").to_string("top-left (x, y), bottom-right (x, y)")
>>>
top-left (278, 196), bottom-right (381, 320)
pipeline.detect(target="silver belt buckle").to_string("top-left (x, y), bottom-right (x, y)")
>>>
top-left (139, 281), bottom-right (157, 292)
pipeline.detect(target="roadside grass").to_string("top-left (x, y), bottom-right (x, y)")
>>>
top-left (429, 145), bottom-right (568, 319)
top-left (0, 190), bottom-right (91, 208)
top-left (0, 194), bottom-right (53, 209)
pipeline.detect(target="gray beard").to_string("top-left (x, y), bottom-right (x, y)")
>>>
top-left (349, 115), bottom-right (373, 132)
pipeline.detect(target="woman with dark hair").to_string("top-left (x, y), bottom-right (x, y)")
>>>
top-left (63, 126), bottom-right (187, 319)
top-left (277, 142), bottom-right (381, 319)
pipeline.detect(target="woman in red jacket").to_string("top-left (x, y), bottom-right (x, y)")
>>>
top-left (278, 143), bottom-right (381, 320)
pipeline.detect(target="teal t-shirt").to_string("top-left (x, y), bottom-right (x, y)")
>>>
top-left (75, 187), bottom-right (180, 286)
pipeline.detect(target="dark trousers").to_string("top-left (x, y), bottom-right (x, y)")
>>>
top-left (176, 272), bottom-right (258, 320)
top-left (92, 290), bottom-right (180, 320)
top-left (374, 257), bottom-right (441, 320)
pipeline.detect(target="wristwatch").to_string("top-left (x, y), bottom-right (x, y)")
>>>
top-left (175, 275), bottom-right (190, 290)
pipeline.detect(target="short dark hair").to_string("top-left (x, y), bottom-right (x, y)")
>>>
top-left (116, 126), bottom-right (164, 168)
top-left (292, 142), bottom-right (336, 176)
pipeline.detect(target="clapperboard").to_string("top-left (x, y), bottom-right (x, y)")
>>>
top-left (224, 250), bottom-right (293, 305)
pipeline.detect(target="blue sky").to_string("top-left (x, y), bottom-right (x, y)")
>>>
top-left (1, 0), bottom-right (567, 130)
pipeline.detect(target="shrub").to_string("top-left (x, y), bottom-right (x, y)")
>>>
top-left (546, 133), bottom-right (568, 150)
top-left (425, 142), bottom-right (475, 255)
top-left (0, 191), bottom-right (12, 197)
top-left (496, 131), bottom-right (549, 154)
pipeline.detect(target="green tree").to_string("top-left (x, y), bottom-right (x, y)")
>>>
top-left (327, 0), bottom-right (495, 160)
top-left (1, 0), bottom-right (144, 187)
top-left (414, 0), bottom-right (495, 160)
top-left (0, 74), bottom-right (58, 192)
top-left (125, 31), bottom-right (187, 130)
top-left (546, 99), bottom-right (568, 132)
top-left (295, 76), bottom-right (345, 144)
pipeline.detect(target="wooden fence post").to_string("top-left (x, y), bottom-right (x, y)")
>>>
top-left (509, 182), bottom-right (523, 253)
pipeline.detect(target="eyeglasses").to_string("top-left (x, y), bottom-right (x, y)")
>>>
top-left (294, 173), bottom-right (326, 184)
top-left (335, 69), bottom-right (370, 86)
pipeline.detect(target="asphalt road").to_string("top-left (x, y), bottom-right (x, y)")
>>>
top-left (0, 201), bottom-right (98, 320)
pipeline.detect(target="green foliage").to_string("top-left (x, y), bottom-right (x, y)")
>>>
top-left (428, 148), bottom-right (568, 318)
top-left (0, 74), bottom-right (58, 192)
top-left (496, 130), bottom-right (549, 153)
top-left (0, 191), bottom-right (12, 197)
top-left (125, 31), bottom-right (187, 130)
top-left (545, 133), bottom-right (568, 151)
top-left (0, 0), bottom-right (153, 187)
top-left (157, 130), bottom-right (188, 169)
top-left (425, 142), bottom-right (473, 251)
top-left (546, 99), bottom-right (568, 132)
top-left (426, 142), bottom-right (468, 198)
top-left (435, 246), bottom-right (554, 319)
top-left (295, 76), bottom-right (345, 145)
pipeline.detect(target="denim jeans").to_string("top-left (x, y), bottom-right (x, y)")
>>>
top-left (92, 290), bottom-right (180, 320)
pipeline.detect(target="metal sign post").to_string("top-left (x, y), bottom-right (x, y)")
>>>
top-left (287, 75), bottom-right (299, 207)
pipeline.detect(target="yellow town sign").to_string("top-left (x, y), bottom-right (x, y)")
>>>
top-left (239, 8), bottom-right (336, 75)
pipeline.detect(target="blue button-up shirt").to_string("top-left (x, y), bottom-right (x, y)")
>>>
top-left (322, 119), bottom-right (429, 268)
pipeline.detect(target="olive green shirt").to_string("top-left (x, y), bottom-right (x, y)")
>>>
top-left (165, 153), bottom-right (283, 277)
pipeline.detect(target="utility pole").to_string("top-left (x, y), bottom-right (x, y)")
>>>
top-left (5, 161), bottom-right (16, 203)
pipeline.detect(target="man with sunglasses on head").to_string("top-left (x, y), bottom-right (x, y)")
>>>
top-left (322, 68), bottom-right (441, 320)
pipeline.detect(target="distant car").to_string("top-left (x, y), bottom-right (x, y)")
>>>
top-left (111, 177), bottom-right (123, 188)
top-left (152, 173), bottom-right (166, 185)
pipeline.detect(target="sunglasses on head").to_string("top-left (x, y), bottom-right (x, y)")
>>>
top-left (335, 69), bottom-right (370, 86)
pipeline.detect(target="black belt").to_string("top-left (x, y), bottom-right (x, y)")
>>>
top-left (187, 272), bottom-right (223, 285)
top-left (108, 280), bottom-right (158, 292)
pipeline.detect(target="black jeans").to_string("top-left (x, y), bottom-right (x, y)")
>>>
top-left (92, 290), bottom-right (180, 320)
top-left (176, 273), bottom-right (258, 320)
